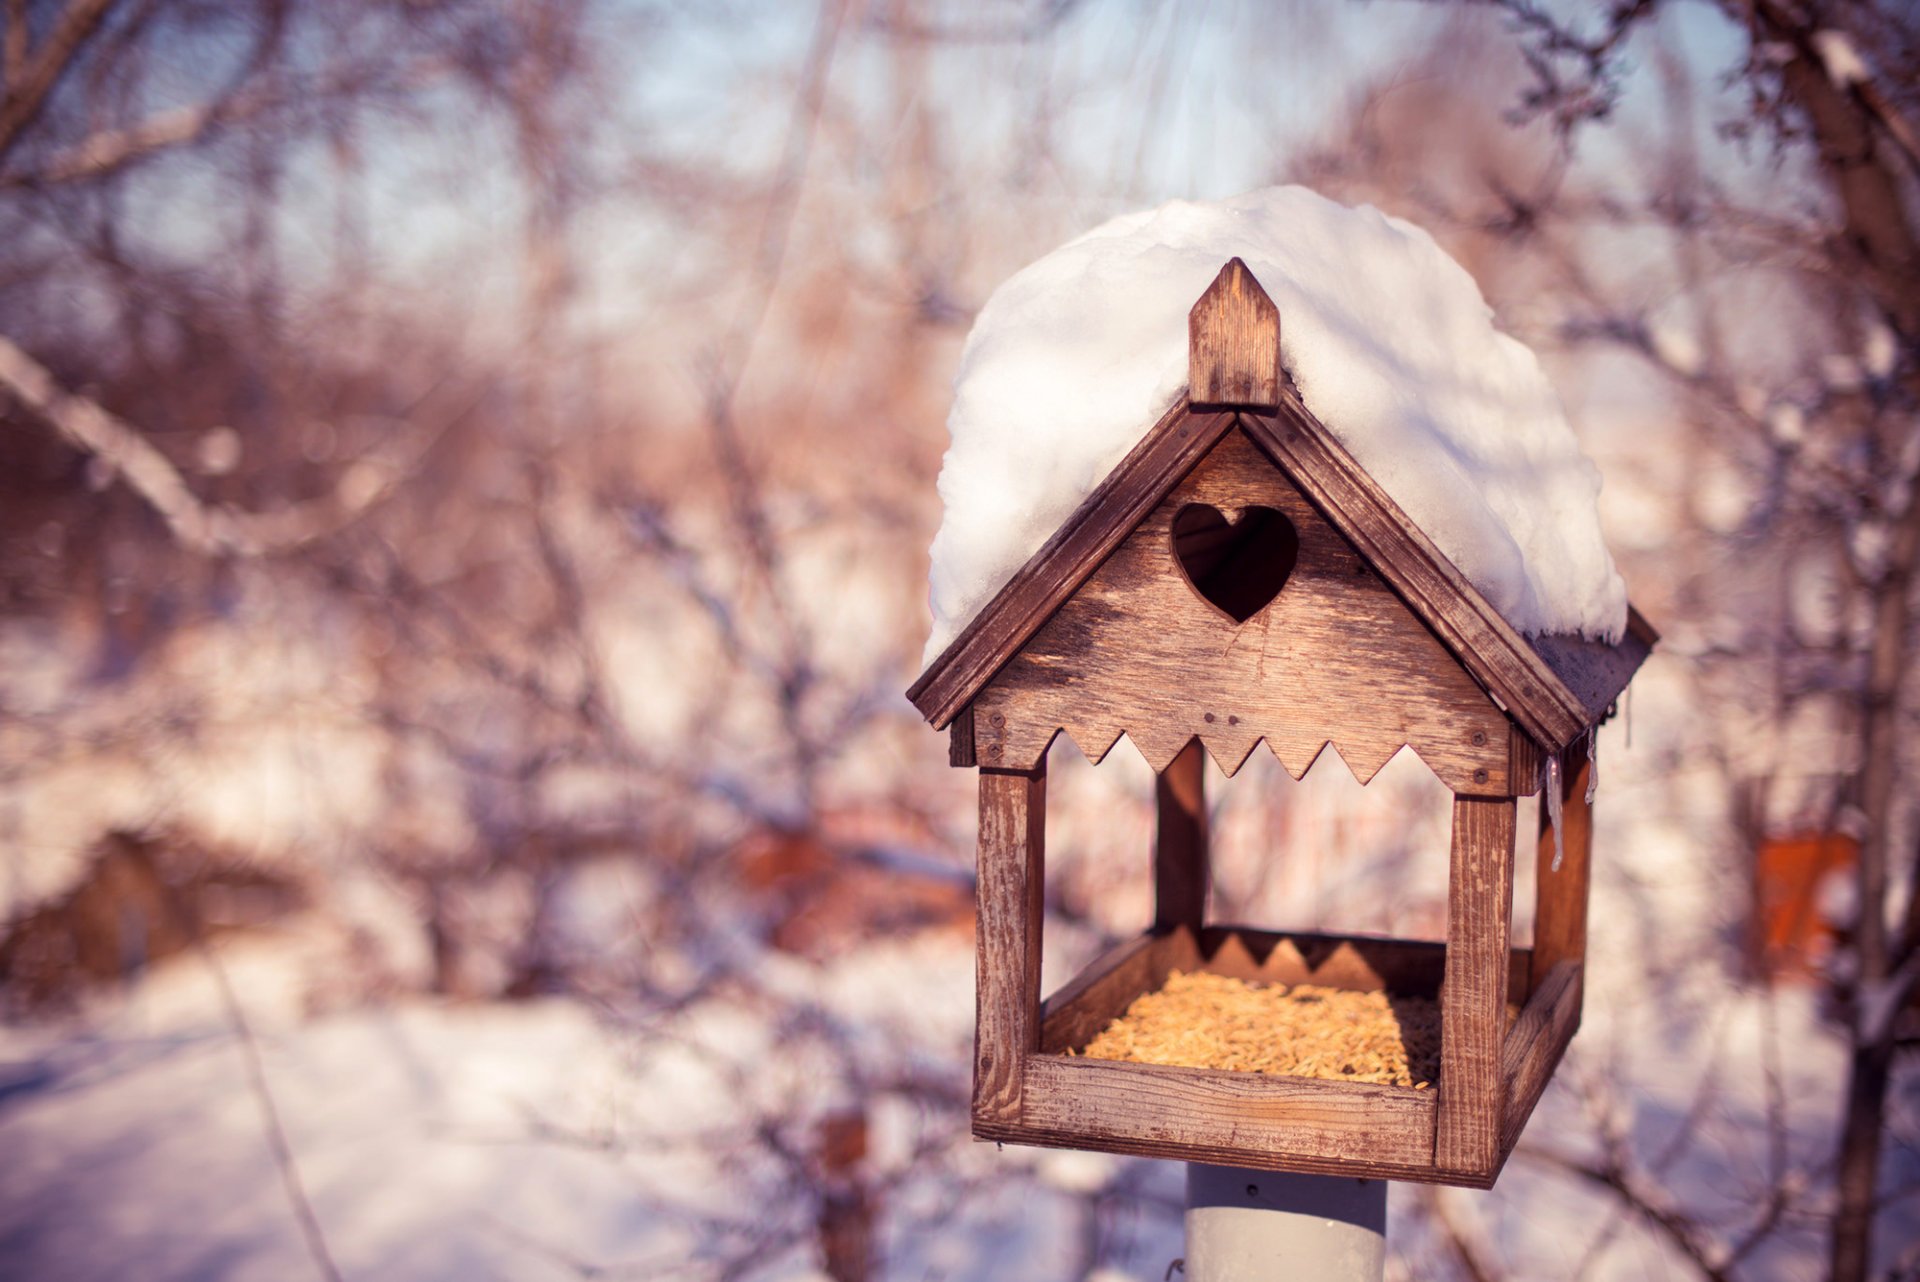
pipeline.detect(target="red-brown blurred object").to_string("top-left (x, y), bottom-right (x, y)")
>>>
top-left (1750, 832), bottom-right (1857, 983)
top-left (730, 806), bottom-right (974, 961)
top-left (815, 1106), bottom-right (873, 1282)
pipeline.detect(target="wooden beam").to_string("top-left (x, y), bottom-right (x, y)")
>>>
top-left (1017, 1055), bottom-right (1438, 1177)
top-left (1531, 740), bottom-right (1594, 998)
top-left (948, 703), bottom-right (976, 768)
top-left (1508, 725), bottom-right (1543, 798)
top-left (1436, 796), bottom-right (1516, 1177)
top-left (1155, 740), bottom-right (1209, 932)
top-left (1188, 257), bottom-right (1282, 409)
top-left (1501, 959), bottom-right (1582, 1159)
top-left (974, 764), bottom-right (1046, 1126)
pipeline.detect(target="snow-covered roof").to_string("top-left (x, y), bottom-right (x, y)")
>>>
top-left (923, 187), bottom-right (1629, 664)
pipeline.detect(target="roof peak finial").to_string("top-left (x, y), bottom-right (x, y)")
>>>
top-left (1188, 257), bottom-right (1281, 411)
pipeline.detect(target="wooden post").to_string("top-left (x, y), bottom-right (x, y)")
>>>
top-left (1155, 739), bottom-right (1209, 932)
top-left (1436, 795), bottom-right (1516, 1176)
top-left (1532, 740), bottom-right (1593, 1000)
top-left (974, 763), bottom-right (1046, 1127)
top-left (1188, 258), bottom-right (1281, 410)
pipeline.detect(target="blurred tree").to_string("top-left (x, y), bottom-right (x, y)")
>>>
top-left (1427, 3), bottom-right (1919, 1278)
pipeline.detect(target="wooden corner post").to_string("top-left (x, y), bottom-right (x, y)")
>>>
top-left (974, 762), bottom-right (1046, 1130)
top-left (1155, 740), bottom-right (1209, 932)
top-left (1436, 795), bottom-right (1517, 1177)
top-left (1532, 739), bottom-right (1593, 1001)
top-left (1189, 258), bottom-right (1281, 410)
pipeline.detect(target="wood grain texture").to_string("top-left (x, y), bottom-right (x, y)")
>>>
top-left (1155, 740), bottom-right (1209, 931)
top-left (1509, 726), bottom-right (1544, 798)
top-left (1188, 258), bottom-right (1281, 409)
top-left (1239, 402), bottom-right (1593, 752)
top-left (972, 427), bottom-right (1515, 794)
top-left (1500, 959), bottom-right (1582, 1160)
top-left (975, 1113), bottom-right (1492, 1187)
top-left (974, 766), bottom-right (1046, 1126)
top-left (1038, 931), bottom-right (1161, 1055)
top-left (948, 703), bottom-right (976, 768)
top-left (1532, 740), bottom-right (1594, 997)
top-left (908, 401), bottom-right (1238, 729)
top-left (1436, 796), bottom-right (1517, 1178)
top-left (1016, 1054), bottom-right (1438, 1175)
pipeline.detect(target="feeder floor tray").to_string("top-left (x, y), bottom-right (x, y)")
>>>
top-left (1075, 969), bottom-right (1443, 1088)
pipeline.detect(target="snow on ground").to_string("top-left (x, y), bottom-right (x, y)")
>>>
top-left (923, 186), bottom-right (1628, 660)
top-left (0, 919), bottom-right (1167, 1281)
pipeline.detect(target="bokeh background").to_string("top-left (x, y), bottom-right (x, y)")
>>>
top-left (1, 1), bottom-right (1916, 1278)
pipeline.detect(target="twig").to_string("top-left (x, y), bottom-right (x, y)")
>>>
top-left (1518, 1144), bottom-right (1731, 1282)
top-left (1420, 1184), bottom-right (1503, 1282)
top-left (0, 334), bottom-right (461, 556)
top-left (0, 0), bottom-right (116, 166)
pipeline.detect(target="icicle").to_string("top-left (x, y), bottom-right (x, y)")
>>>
top-left (1546, 751), bottom-right (1565, 873)
top-left (1585, 726), bottom-right (1598, 805)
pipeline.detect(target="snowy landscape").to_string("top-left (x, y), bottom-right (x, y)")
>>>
top-left (2, 2), bottom-right (1918, 1280)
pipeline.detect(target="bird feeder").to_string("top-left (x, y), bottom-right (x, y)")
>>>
top-left (906, 260), bottom-right (1654, 1187)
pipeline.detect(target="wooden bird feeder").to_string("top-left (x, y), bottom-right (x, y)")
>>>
top-left (906, 259), bottom-right (1655, 1188)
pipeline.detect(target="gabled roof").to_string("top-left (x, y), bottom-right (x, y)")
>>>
top-left (907, 259), bottom-right (1654, 755)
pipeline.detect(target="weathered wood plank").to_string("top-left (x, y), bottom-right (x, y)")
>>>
top-left (972, 427), bottom-right (1514, 794)
top-left (1239, 403), bottom-right (1591, 751)
top-left (1038, 930), bottom-right (1162, 1055)
top-left (975, 1114), bottom-right (1489, 1186)
top-left (948, 703), bottom-right (976, 768)
top-left (908, 401), bottom-right (1238, 729)
top-left (1188, 258), bottom-right (1281, 409)
top-left (1155, 740), bottom-right (1209, 931)
top-left (1509, 725), bottom-right (1543, 798)
top-left (1501, 960), bottom-right (1582, 1159)
top-left (1531, 739), bottom-right (1594, 996)
top-left (974, 765), bottom-right (1046, 1126)
top-left (1017, 1054), bottom-right (1438, 1176)
top-left (1436, 796), bottom-right (1517, 1177)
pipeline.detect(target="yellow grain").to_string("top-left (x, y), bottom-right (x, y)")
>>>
top-left (1078, 970), bottom-right (1444, 1088)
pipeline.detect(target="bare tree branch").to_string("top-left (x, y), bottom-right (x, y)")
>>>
top-left (0, 0), bottom-right (117, 165)
top-left (0, 334), bottom-right (459, 556)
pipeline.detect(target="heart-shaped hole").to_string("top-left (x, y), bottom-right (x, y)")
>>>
top-left (1171, 503), bottom-right (1300, 623)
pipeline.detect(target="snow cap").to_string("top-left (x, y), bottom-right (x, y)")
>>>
top-left (923, 186), bottom-right (1628, 662)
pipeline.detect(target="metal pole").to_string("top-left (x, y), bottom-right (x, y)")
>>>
top-left (1183, 1164), bottom-right (1387, 1281)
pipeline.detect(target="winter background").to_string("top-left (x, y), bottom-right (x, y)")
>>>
top-left (0, 2), bottom-right (1916, 1280)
